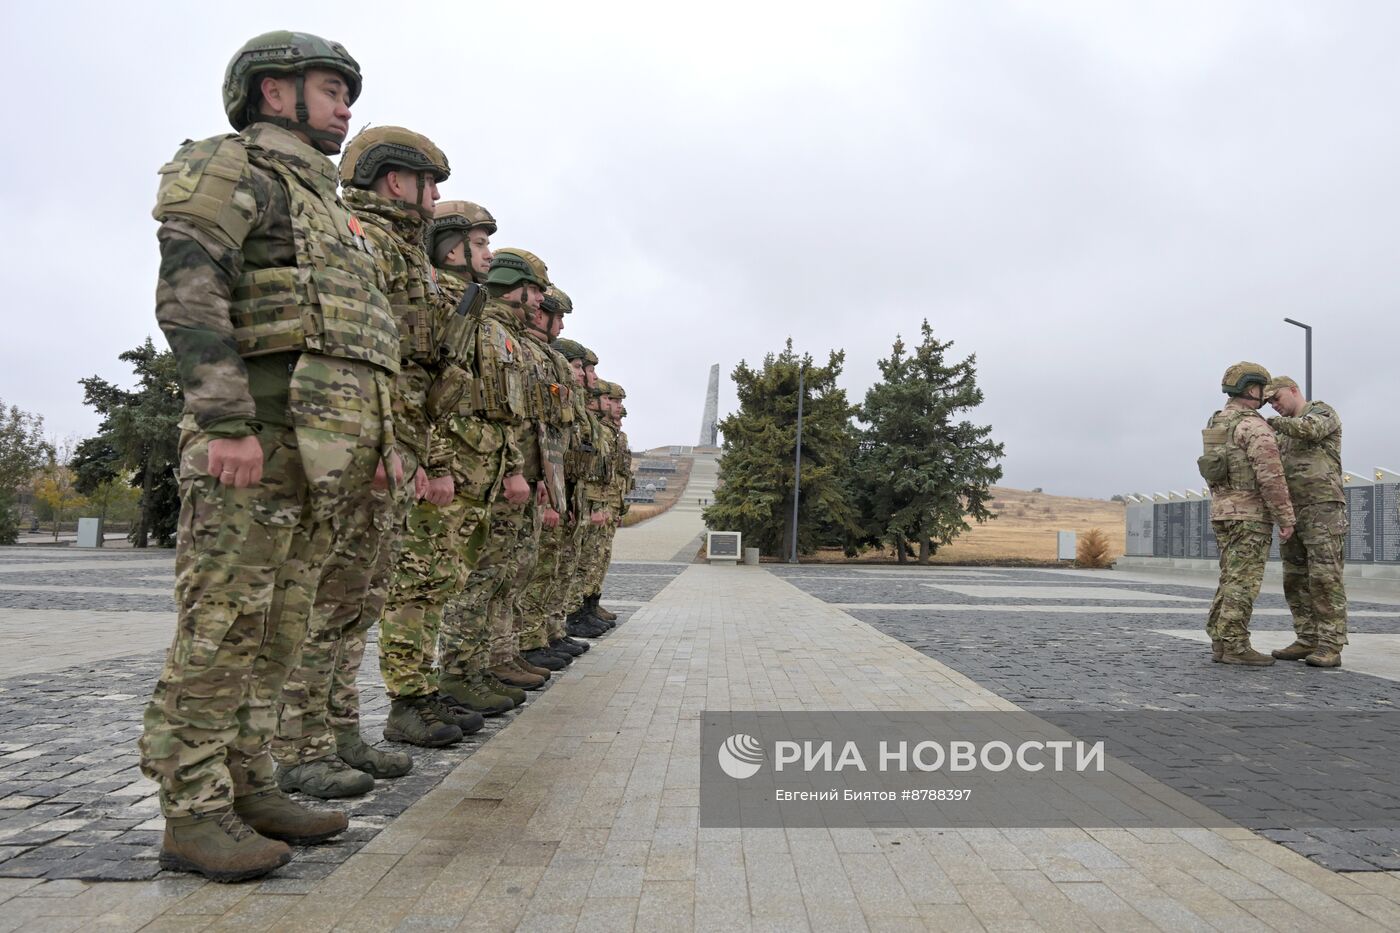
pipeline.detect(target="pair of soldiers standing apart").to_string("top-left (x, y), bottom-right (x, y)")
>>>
top-left (141, 30), bottom-right (632, 883)
top-left (1201, 362), bottom-right (1348, 668)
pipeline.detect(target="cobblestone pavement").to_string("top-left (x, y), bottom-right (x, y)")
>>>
top-left (0, 547), bottom-right (677, 885)
top-left (774, 565), bottom-right (1400, 871)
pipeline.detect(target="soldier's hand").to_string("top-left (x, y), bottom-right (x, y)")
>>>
top-left (535, 482), bottom-right (549, 506)
top-left (374, 451), bottom-right (407, 491)
top-left (541, 507), bottom-right (560, 528)
top-left (590, 510), bottom-right (608, 526)
top-left (1279, 525), bottom-right (1295, 542)
top-left (502, 472), bottom-right (530, 506)
top-left (425, 474), bottom-right (454, 506)
top-left (208, 436), bottom-right (264, 489)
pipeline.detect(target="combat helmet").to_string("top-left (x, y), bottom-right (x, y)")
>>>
top-left (340, 127), bottom-right (448, 219)
top-left (486, 248), bottom-right (551, 290)
top-left (551, 338), bottom-right (588, 361)
top-left (1263, 375), bottom-right (1298, 400)
top-left (583, 347), bottom-right (599, 366)
top-left (223, 31), bottom-right (362, 153)
top-left (542, 286), bottom-right (573, 316)
top-left (429, 201), bottom-right (497, 274)
top-left (1221, 361), bottom-right (1271, 397)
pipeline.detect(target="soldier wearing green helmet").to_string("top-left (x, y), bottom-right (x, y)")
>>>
top-left (140, 30), bottom-right (392, 882)
top-left (437, 249), bottom-right (555, 692)
top-left (1200, 361), bottom-right (1296, 667)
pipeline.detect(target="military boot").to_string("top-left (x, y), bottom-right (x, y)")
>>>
top-left (591, 594), bottom-right (618, 622)
top-left (277, 756), bottom-right (374, 799)
top-left (550, 636), bottom-right (588, 656)
top-left (159, 808), bottom-right (291, 883)
top-left (515, 653), bottom-right (553, 677)
top-left (439, 674), bottom-right (515, 716)
top-left (522, 647), bottom-right (568, 671)
top-left (585, 595), bottom-right (616, 629)
top-left (1271, 640), bottom-right (1315, 661)
top-left (429, 693), bottom-right (485, 735)
top-left (1220, 644), bottom-right (1276, 667)
top-left (233, 787), bottom-right (348, 845)
top-left (490, 660), bottom-right (546, 690)
top-left (336, 731), bottom-right (413, 779)
top-left (1305, 647), bottom-right (1342, 668)
top-left (1211, 640), bottom-right (1223, 662)
top-left (384, 696), bottom-right (463, 747)
top-left (486, 673), bottom-right (528, 705)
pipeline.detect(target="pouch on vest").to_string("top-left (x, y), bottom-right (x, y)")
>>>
top-left (1198, 423), bottom-right (1232, 485)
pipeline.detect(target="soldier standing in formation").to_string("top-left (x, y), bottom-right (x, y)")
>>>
top-left (1264, 376), bottom-right (1348, 668)
top-left (1200, 362), bottom-right (1295, 667)
top-left (144, 31), bottom-right (635, 882)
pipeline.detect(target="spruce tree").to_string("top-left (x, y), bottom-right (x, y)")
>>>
top-left (855, 321), bottom-right (1003, 562)
top-left (704, 339), bottom-right (861, 557)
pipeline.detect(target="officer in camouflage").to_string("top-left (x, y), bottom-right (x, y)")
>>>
top-left (1200, 362), bottom-right (1296, 667)
top-left (438, 249), bottom-right (553, 692)
top-left (595, 380), bottom-right (633, 621)
top-left (567, 368), bottom-right (617, 638)
top-left (141, 31), bottom-right (393, 881)
top-left (273, 125), bottom-right (481, 798)
top-left (1265, 376), bottom-right (1348, 668)
top-left (388, 200), bottom-right (527, 720)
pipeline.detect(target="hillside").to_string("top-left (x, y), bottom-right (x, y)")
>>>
top-left (813, 486), bottom-right (1126, 564)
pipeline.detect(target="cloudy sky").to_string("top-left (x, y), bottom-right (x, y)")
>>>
top-left (1, 1), bottom-right (1395, 498)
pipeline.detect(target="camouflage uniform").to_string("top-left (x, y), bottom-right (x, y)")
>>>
top-left (274, 171), bottom-right (447, 766)
top-left (514, 331), bottom-right (577, 652)
top-left (1271, 398), bottom-right (1348, 652)
top-left (381, 266), bottom-right (520, 696)
top-left (1203, 397), bottom-right (1296, 656)
top-left (140, 119), bottom-right (399, 818)
top-left (438, 293), bottom-right (538, 680)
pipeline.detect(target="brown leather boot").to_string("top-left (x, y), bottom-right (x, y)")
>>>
top-left (514, 653), bottom-right (552, 677)
top-left (1220, 645), bottom-right (1276, 667)
top-left (490, 660), bottom-right (546, 690)
top-left (159, 807), bottom-right (291, 883)
top-left (1211, 640), bottom-right (1223, 662)
top-left (233, 787), bottom-right (348, 845)
top-left (1271, 640), bottom-right (1315, 661)
top-left (1305, 647), bottom-right (1342, 668)
top-left (592, 597), bottom-right (618, 622)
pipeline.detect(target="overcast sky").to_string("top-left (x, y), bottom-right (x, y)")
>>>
top-left (1, 1), bottom-right (1395, 498)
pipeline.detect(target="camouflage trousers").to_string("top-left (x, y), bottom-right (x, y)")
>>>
top-left (518, 517), bottom-right (586, 650)
top-left (140, 356), bottom-right (388, 818)
top-left (440, 494), bottom-right (537, 675)
top-left (1281, 502), bottom-right (1350, 650)
top-left (1206, 520), bottom-right (1272, 649)
top-left (273, 448), bottom-right (414, 765)
top-left (572, 519), bottom-right (613, 605)
top-left (545, 518), bottom-right (590, 641)
top-left (377, 489), bottom-right (491, 698)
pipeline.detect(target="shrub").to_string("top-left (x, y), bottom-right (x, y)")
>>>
top-left (1076, 528), bottom-right (1114, 568)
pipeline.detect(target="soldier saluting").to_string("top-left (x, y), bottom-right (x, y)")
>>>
top-left (140, 32), bottom-right (400, 882)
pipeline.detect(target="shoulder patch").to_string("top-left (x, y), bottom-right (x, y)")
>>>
top-left (152, 134), bottom-right (254, 250)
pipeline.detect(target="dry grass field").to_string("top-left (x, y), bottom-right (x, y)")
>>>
top-left (620, 456), bottom-right (694, 527)
top-left (809, 486), bottom-right (1126, 564)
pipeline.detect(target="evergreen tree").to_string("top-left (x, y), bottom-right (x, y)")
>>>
top-left (703, 339), bottom-right (861, 557)
top-left (79, 338), bottom-right (184, 547)
top-left (0, 401), bottom-right (53, 544)
top-left (855, 321), bottom-right (1004, 562)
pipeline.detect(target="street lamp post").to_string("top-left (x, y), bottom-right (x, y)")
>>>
top-left (1283, 318), bottom-right (1312, 399)
top-left (788, 365), bottom-right (805, 564)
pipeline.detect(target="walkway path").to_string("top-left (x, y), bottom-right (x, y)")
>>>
top-left (610, 452), bottom-right (716, 563)
top-left (4, 543), bottom-right (1400, 927)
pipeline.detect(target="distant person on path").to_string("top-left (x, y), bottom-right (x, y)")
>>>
top-left (1199, 362), bottom-right (1295, 666)
top-left (1264, 376), bottom-right (1348, 668)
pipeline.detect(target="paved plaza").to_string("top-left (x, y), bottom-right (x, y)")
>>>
top-left (2, 496), bottom-right (1400, 929)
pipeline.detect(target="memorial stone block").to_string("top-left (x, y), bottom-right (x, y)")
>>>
top-left (1186, 500), bottom-right (1205, 558)
top-left (1344, 484), bottom-right (1375, 563)
top-left (1153, 504), bottom-right (1168, 557)
top-left (1374, 481), bottom-right (1399, 564)
top-left (1167, 501), bottom-right (1186, 558)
